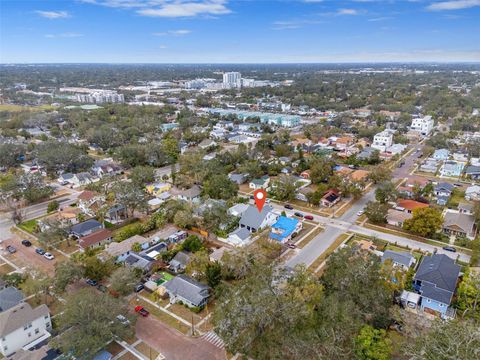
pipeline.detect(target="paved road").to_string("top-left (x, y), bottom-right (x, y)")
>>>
top-left (136, 316), bottom-right (226, 360)
top-left (285, 144), bottom-right (471, 267)
top-left (0, 193), bottom-right (79, 241)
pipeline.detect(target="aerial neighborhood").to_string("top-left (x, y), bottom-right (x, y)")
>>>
top-left (0, 62), bottom-right (479, 359)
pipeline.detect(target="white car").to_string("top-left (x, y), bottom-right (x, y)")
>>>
top-left (356, 210), bottom-right (364, 216)
top-left (43, 252), bottom-right (55, 260)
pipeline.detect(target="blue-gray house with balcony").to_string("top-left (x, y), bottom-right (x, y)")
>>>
top-left (413, 254), bottom-right (460, 318)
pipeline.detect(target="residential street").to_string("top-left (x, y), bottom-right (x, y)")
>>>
top-left (136, 316), bottom-right (226, 360)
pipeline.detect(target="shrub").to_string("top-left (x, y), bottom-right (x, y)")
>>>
top-left (114, 222), bottom-right (143, 242)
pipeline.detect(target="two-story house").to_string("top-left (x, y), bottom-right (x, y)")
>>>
top-left (413, 254), bottom-right (460, 318)
top-left (0, 303), bottom-right (52, 357)
top-left (239, 205), bottom-right (278, 233)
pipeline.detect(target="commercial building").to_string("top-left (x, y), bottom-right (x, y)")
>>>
top-left (372, 130), bottom-right (394, 152)
top-left (223, 72), bottom-right (242, 89)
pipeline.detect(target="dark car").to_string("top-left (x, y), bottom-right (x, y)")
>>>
top-left (294, 212), bottom-right (304, 218)
top-left (97, 284), bottom-right (107, 293)
top-left (21, 239), bottom-right (32, 247)
top-left (286, 243), bottom-right (297, 249)
top-left (284, 204), bottom-right (294, 210)
top-left (35, 248), bottom-right (46, 255)
top-left (442, 246), bottom-right (457, 253)
top-left (6, 245), bottom-right (16, 254)
top-left (135, 306), bottom-right (149, 317)
top-left (304, 215), bottom-right (314, 221)
top-left (134, 284), bottom-right (144, 293)
top-left (86, 279), bottom-right (98, 286)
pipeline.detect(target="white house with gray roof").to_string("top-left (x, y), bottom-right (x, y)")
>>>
top-left (0, 303), bottom-right (51, 356)
top-left (0, 288), bottom-right (24, 313)
top-left (239, 205), bottom-right (278, 233)
top-left (381, 250), bottom-right (415, 270)
top-left (163, 275), bottom-right (210, 308)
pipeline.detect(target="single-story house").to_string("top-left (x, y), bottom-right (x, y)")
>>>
top-left (249, 176), bottom-right (270, 190)
top-left (198, 139), bottom-right (217, 149)
top-left (439, 160), bottom-right (464, 178)
top-left (163, 274), bottom-right (210, 308)
top-left (420, 158), bottom-right (439, 173)
top-left (432, 149), bottom-right (450, 161)
top-left (228, 203), bottom-right (249, 217)
top-left (174, 185), bottom-right (201, 203)
top-left (434, 182), bottom-right (454, 197)
top-left (396, 199), bottom-right (429, 214)
top-left (0, 287), bottom-right (24, 312)
top-left (321, 189), bottom-right (341, 208)
top-left (105, 204), bottom-right (127, 223)
top-left (123, 253), bottom-right (154, 272)
top-left (78, 229), bottom-right (113, 251)
top-left (413, 254), bottom-right (460, 318)
top-left (387, 209), bottom-right (412, 227)
top-left (458, 203), bottom-right (474, 215)
top-left (465, 185), bottom-right (480, 201)
top-left (381, 250), bottom-right (415, 270)
top-left (227, 227), bottom-right (252, 246)
top-left (228, 173), bottom-right (248, 185)
top-left (169, 251), bottom-right (191, 273)
top-left (105, 234), bottom-right (150, 260)
top-left (442, 211), bottom-right (477, 240)
top-left (465, 165), bottom-right (480, 180)
top-left (270, 216), bottom-right (302, 243)
top-left (71, 219), bottom-right (103, 238)
top-left (239, 205), bottom-right (278, 233)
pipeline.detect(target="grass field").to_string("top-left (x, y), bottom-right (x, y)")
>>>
top-left (0, 104), bottom-right (56, 112)
top-left (18, 219), bottom-right (38, 234)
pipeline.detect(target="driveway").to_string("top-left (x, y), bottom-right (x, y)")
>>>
top-left (2, 237), bottom-right (57, 275)
top-left (136, 316), bottom-right (226, 360)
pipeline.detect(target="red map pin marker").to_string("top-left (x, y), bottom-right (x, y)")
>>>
top-left (253, 189), bottom-right (267, 213)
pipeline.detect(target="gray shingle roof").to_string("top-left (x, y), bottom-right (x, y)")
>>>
top-left (443, 212), bottom-right (475, 234)
top-left (381, 250), bottom-right (414, 268)
top-left (466, 165), bottom-right (480, 175)
top-left (171, 251), bottom-right (191, 267)
top-left (0, 303), bottom-right (49, 337)
top-left (0, 287), bottom-right (24, 312)
top-left (230, 227), bottom-right (251, 241)
top-left (71, 219), bottom-right (103, 236)
top-left (239, 205), bottom-right (273, 229)
top-left (414, 254), bottom-right (460, 293)
top-left (420, 282), bottom-right (454, 305)
top-left (164, 275), bottom-right (209, 307)
top-left (435, 182), bottom-right (454, 192)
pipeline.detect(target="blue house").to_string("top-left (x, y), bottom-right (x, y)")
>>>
top-left (413, 254), bottom-right (460, 318)
top-left (432, 149), bottom-right (450, 161)
top-left (270, 216), bottom-right (302, 243)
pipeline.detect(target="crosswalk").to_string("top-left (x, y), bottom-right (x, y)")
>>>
top-left (201, 331), bottom-right (225, 349)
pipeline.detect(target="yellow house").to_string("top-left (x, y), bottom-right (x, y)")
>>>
top-left (146, 182), bottom-right (172, 196)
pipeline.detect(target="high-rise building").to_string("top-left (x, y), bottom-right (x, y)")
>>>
top-left (223, 72), bottom-right (242, 89)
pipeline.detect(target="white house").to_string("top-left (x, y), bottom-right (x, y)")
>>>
top-left (0, 303), bottom-right (51, 357)
top-left (372, 130), bottom-right (393, 152)
top-left (410, 115), bottom-right (434, 136)
top-left (239, 205), bottom-right (278, 233)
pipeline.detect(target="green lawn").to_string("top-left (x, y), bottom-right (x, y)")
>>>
top-left (18, 219), bottom-right (38, 234)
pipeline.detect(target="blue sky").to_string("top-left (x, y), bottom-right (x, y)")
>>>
top-left (1, 0), bottom-right (479, 63)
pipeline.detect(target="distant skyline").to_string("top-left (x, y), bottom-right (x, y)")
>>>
top-left (1, 0), bottom-right (480, 63)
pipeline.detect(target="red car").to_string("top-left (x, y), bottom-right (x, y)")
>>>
top-left (304, 215), bottom-right (314, 221)
top-left (134, 306), bottom-right (149, 317)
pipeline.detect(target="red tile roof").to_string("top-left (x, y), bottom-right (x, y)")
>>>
top-left (397, 199), bottom-right (429, 211)
top-left (78, 190), bottom-right (101, 201)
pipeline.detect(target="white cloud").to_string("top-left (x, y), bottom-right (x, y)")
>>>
top-left (368, 16), bottom-right (392, 21)
top-left (35, 10), bottom-right (70, 19)
top-left (138, 1), bottom-right (231, 17)
top-left (159, 45), bottom-right (167, 49)
top-left (153, 29), bottom-right (192, 36)
top-left (427, 0), bottom-right (480, 11)
top-left (337, 8), bottom-right (359, 15)
top-left (82, 0), bottom-right (231, 17)
top-left (45, 33), bottom-right (84, 38)
top-left (272, 19), bottom-right (324, 30)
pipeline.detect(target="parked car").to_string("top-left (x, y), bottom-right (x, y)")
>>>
top-left (116, 315), bottom-right (130, 326)
top-left (21, 239), bottom-right (32, 247)
top-left (6, 245), bottom-right (16, 254)
top-left (44, 252), bottom-right (55, 260)
top-left (134, 284), bottom-right (144, 293)
top-left (356, 210), bottom-right (364, 216)
top-left (35, 248), bottom-right (45, 255)
top-left (442, 246), bottom-right (457, 253)
top-left (86, 279), bottom-right (98, 286)
top-left (286, 243), bottom-right (297, 249)
top-left (134, 306), bottom-right (149, 317)
top-left (294, 212), bottom-right (304, 218)
top-left (284, 204), bottom-right (294, 210)
top-left (304, 215), bottom-right (314, 221)
top-left (97, 284), bottom-right (107, 293)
